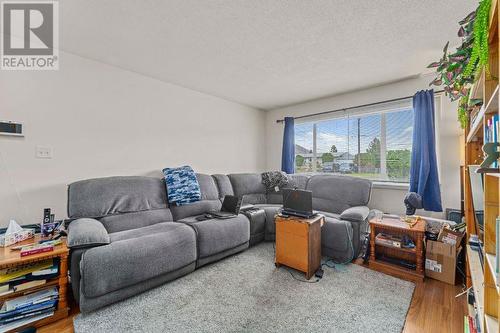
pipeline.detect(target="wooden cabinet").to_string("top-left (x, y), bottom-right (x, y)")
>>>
top-left (274, 214), bottom-right (323, 280)
top-left (368, 217), bottom-right (425, 282)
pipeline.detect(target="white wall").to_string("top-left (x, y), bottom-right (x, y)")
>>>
top-left (265, 76), bottom-right (462, 217)
top-left (0, 51), bottom-right (266, 227)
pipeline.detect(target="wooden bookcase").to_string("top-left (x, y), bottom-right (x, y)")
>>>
top-left (464, 1), bottom-right (500, 332)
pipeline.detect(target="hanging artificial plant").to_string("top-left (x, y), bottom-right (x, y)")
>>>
top-left (428, 0), bottom-right (492, 128)
top-left (464, 0), bottom-right (491, 77)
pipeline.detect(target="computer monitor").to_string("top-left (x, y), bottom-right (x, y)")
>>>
top-left (282, 188), bottom-right (313, 216)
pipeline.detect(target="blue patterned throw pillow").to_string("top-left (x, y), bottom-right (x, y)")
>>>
top-left (162, 166), bottom-right (201, 206)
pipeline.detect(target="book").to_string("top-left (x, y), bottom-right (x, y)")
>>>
top-left (0, 290), bottom-right (12, 297)
top-left (0, 310), bottom-right (53, 333)
top-left (0, 260), bottom-right (52, 284)
top-left (375, 233), bottom-right (402, 248)
top-left (20, 244), bottom-right (54, 257)
top-left (0, 299), bottom-right (57, 320)
top-left (0, 307), bottom-right (54, 325)
top-left (12, 280), bottom-right (46, 292)
top-left (32, 265), bottom-right (58, 277)
top-left (1, 287), bottom-right (58, 312)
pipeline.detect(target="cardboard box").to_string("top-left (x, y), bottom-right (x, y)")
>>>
top-left (425, 240), bottom-right (461, 285)
top-left (437, 228), bottom-right (464, 246)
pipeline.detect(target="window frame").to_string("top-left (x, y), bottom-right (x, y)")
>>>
top-left (293, 96), bottom-right (439, 184)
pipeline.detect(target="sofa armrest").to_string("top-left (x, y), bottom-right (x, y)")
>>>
top-left (340, 206), bottom-right (370, 223)
top-left (67, 218), bottom-right (110, 249)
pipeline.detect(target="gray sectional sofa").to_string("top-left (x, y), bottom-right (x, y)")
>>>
top-left (67, 172), bottom-right (372, 313)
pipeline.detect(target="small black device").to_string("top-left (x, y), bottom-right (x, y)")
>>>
top-left (314, 268), bottom-right (324, 279)
top-left (209, 195), bottom-right (242, 219)
top-left (43, 208), bottom-right (51, 224)
top-left (281, 188), bottom-right (314, 218)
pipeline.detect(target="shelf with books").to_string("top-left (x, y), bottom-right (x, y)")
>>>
top-left (466, 84), bottom-right (499, 143)
top-left (0, 235), bottom-right (69, 332)
top-left (0, 279), bottom-right (59, 303)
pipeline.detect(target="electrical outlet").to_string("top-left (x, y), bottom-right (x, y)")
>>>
top-left (35, 146), bottom-right (53, 159)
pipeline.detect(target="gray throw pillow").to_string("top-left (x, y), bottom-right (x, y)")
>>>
top-left (67, 218), bottom-right (110, 249)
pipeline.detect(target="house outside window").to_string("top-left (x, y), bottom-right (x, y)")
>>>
top-left (294, 99), bottom-right (414, 183)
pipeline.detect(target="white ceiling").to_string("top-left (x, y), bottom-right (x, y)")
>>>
top-left (61, 0), bottom-right (477, 110)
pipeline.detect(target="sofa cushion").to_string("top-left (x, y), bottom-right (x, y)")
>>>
top-left (178, 215), bottom-right (249, 259)
top-left (306, 174), bottom-right (371, 214)
top-left (99, 209), bottom-right (173, 233)
top-left (163, 166), bottom-right (201, 206)
top-left (68, 176), bottom-right (168, 219)
top-left (67, 218), bottom-right (110, 249)
top-left (81, 222), bottom-right (196, 298)
top-left (169, 174), bottom-right (221, 220)
top-left (212, 174), bottom-right (234, 199)
top-left (197, 173), bottom-right (220, 200)
top-left (228, 173), bottom-right (267, 205)
top-left (170, 200), bottom-right (221, 221)
top-left (340, 206), bottom-right (370, 223)
top-left (266, 174), bottom-right (311, 204)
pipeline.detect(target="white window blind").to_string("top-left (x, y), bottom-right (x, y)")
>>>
top-left (294, 99), bottom-right (414, 183)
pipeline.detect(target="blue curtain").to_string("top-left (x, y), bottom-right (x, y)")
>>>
top-left (281, 117), bottom-right (295, 174)
top-left (409, 90), bottom-right (442, 212)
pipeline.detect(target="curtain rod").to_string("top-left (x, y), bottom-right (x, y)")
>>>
top-left (275, 89), bottom-right (445, 123)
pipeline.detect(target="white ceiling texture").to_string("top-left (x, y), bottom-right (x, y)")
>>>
top-left (61, 0), bottom-right (477, 109)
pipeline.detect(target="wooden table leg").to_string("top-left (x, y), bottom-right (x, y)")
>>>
top-left (415, 233), bottom-right (424, 276)
top-left (58, 253), bottom-right (69, 313)
top-left (370, 225), bottom-right (376, 262)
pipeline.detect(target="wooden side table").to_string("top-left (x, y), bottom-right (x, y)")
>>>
top-left (368, 217), bottom-right (425, 282)
top-left (275, 214), bottom-right (324, 280)
top-left (0, 235), bottom-right (69, 332)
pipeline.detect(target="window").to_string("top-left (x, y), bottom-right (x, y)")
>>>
top-left (294, 100), bottom-right (414, 183)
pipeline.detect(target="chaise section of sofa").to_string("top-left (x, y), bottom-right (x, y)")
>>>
top-left (67, 176), bottom-right (197, 313)
top-left (306, 174), bottom-right (372, 262)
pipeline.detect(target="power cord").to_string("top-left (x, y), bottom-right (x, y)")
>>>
top-left (283, 266), bottom-right (321, 283)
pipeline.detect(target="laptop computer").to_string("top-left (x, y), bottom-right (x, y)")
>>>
top-left (281, 188), bottom-right (315, 218)
top-left (210, 195), bottom-right (242, 219)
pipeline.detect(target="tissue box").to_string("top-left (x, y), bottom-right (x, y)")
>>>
top-left (0, 229), bottom-right (35, 247)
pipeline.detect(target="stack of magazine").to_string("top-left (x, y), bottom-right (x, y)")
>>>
top-left (0, 258), bottom-right (59, 332)
top-left (0, 287), bottom-right (58, 332)
top-left (0, 259), bottom-right (58, 297)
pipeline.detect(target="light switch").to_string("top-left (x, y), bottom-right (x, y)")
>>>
top-left (36, 146), bottom-right (53, 159)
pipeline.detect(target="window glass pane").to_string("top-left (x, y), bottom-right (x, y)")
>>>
top-left (294, 122), bottom-right (314, 172)
top-left (294, 105), bottom-right (414, 183)
top-left (385, 108), bottom-right (413, 182)
top-left (316, 117), bottom-right (348, 173)
top-left (350, 114), bottom-right (382, 180)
